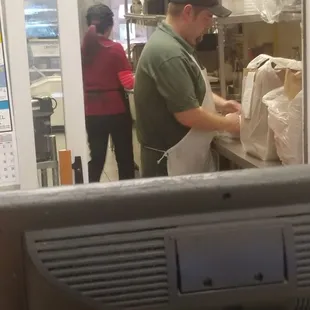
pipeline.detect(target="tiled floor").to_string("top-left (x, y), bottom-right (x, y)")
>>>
top-left (52, 129), bottom-right (141, 184)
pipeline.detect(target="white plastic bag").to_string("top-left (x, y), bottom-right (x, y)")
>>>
top-left (240, 56), bottom-right (302, 161)
top-left (287, 91), bottom-right (303, 164)
top-left (240, 55), bottom-right (283, 161)
top-left (263, 87), bottom-right (303, 165)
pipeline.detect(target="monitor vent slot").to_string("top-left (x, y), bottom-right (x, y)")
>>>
top-left (294, 298), bottom-right (310, 310)
top-left (31, 230), bottom-right (169, 309)
top-left (294, 222), bottom-right (310, 289)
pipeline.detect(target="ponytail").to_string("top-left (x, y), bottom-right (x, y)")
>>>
top-left (81, 25), bottom-right (101, 66)
top-left (82, 4), bottom-right (114, 66)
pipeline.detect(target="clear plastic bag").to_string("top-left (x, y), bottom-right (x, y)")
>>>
top-left (251, 0), bottom-right (300, 23)
top-left (251, 0), bottom-right (285, 23)
top-left (263, 87), bottom-right (303, 165)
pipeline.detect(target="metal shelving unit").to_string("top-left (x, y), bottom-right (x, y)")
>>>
top-left (124, 11), bottom-right (301, 25)
top-left (217, 12), bottom-right (301, 25)
top-left (124, 5), bottom-right (302, 96)
top-left (124, 13), bottom-right (165, 23)
top-left (216, 11), bottom-right (302, 97)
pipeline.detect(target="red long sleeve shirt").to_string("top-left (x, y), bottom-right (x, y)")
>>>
top-left (82, 37), bottom-right (134, 116)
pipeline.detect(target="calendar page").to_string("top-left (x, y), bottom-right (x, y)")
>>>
top-left (0, 35), bottom-right (12, 133)
top-left (0, 132), bottom-right (18, 185)
top-left (0, 33), bottom-right (19, 188)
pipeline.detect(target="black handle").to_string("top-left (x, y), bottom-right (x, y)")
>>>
top-left (72, 156), bottom-right (84, 184)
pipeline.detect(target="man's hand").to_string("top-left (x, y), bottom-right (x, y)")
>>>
top-left (212, 93), bottom-right (241, 115)
top-left (225, 112), bottom-right (240, 133)
top-left (221, 100), bottom-right (241, 115)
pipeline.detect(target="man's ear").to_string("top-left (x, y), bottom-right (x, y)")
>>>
top-left (182, 4), bottom-right (194, 19)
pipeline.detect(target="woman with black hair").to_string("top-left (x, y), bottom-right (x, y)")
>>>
top-left (82, 4), bottom-right (135, 182)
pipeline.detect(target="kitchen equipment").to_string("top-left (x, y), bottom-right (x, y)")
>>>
top-left (196, 34), bottom-right (218, 52)
top-left (143, 0), bottom-right (168, 15)
top-left (131, 43), bottom-right (145, 70)
top-left (131, 0), bottom-right (143, 14)
top-left (30, 75), bottom-right (64, 128)
top-left (32, 96), bottom-right (56, 162)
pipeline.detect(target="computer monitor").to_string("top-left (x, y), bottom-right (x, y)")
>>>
top-left (1, 165), bottom-right (310, 310)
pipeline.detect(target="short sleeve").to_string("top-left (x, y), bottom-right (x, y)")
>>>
top-left (155, 57), bottom-right (200, 113)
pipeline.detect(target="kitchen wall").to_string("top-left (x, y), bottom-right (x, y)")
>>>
top-left (244, 20), bottom-right (301, 59)
top-left (198, 20), bottom-right (302, 74)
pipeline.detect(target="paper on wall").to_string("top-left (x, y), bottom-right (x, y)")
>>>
top-left (0, 100), bottom-right (12, 132)
top-left (0, 132), bottom-right (19, 185)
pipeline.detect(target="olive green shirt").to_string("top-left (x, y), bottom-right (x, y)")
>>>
top-left (134, 22), bottom-right (206, 150)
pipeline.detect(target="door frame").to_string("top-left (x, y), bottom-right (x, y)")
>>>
top-left (1, 0), bottom-right (89, 189)
top-left (304, 1), bottom-right (309, 164)
top-left (1, 0), bottom-right (38, 189)
top-left (57, 0), bottom-right (89, 184)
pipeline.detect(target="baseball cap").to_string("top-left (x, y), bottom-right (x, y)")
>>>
top-left (169, 0), bottom-right (232, 18)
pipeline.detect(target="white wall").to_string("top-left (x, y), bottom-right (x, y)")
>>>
top-left (244, 21), bottom-right (301, 58)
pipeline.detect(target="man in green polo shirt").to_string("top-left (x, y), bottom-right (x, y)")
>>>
top-left (134, 0), bottom-right (241, 178)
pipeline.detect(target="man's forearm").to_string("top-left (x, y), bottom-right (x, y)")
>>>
top-left (174, 107), bottom-right (232, 132)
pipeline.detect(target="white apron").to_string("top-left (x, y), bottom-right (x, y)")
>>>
top-left (159, 54), bottom-right (217, 176)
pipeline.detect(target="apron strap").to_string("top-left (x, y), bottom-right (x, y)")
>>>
top-left (157, 152), bottom-right (168, 165)
top-left (143, 146), bottom-right (167, 164)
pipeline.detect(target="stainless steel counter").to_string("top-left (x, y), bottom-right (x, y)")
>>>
top-left (213, 137), bottom-right (281, 169)
top-left (124, 87), bottom-right (280, 170)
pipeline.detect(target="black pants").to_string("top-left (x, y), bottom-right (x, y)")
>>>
top-left (86, 114), bottom-right (135, 182)
top-left (141, 146), bottom-right (168, 178)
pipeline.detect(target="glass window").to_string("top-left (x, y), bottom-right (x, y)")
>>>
top-left (24, 0), bottom-right (66, 187)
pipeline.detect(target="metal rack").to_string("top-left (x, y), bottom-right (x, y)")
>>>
top-left (216, 11), bottom-right (301, 97)
top-left (36, 135), bottom-right (59, 187)
top-left (124, 11), bottom-right (301, 25)
top-left (124, 4), bottom-right (301, 96)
